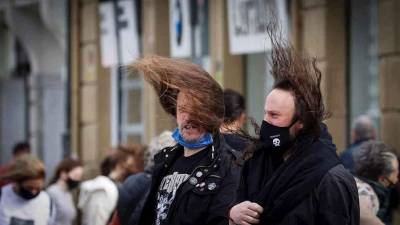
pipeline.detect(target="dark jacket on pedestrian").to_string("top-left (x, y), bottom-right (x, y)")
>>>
top-left (238, 123), bottom-right (360, 225)
top-left (138, 134), bottom-right (241, 225)
top-left (223, 133), bottom-right (250, 153)
top-left (340, 139), bottom-right (369, 174)
top-left (362, 178), bottom-right (392, 224)
top-left (117, 171), bottom-right (152, 225)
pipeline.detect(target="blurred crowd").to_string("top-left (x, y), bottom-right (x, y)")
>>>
top-left (0, 131), bottom-right (175, 225)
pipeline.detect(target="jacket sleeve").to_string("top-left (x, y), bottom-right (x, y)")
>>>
top-left (85, 191), bottom-right (114, 225)
top-left (316, 165), bottom-right (360, 225)
top-left (206, 161), bottom-right (241, 225)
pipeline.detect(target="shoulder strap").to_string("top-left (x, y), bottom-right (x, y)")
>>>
top-left (48, 194), bottom-right (54, 216)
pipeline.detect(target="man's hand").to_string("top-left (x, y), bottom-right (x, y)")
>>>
top-left (229, 201), bottom-right (264, 225)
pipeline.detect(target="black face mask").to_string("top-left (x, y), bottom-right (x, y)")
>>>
top-left (259, 120), bottom-right (297, 151)
top-left (66, 177), bottom-right (80, 190)
top-left (18, 184), bottom-right (40, 200)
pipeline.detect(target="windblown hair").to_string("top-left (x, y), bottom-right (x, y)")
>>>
top-left (354, 141), bottom-right (397, 181)
top-left (1, 155), bottom-right (46, 182)
top-left (239, 22), bottom-right (329, 161)
top-left (129, 55), bottom-right (224, 134)
top-left (267, 23), bottom-right (328, 137)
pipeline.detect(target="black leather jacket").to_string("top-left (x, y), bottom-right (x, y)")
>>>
top-left (138, 134), bottom-right (241, 225)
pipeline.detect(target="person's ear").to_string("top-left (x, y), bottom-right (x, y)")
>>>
top-left (294, 120), bottom-right (303, 131)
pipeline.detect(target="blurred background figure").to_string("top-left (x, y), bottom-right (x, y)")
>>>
top-left (354, 141), bottom-right (398, 225)
top-left (110, 131), bottom-right (175, 225)
top-left (341, 114), bottom-right (376, 173)
top-left (0, 155), bottom-right (55, 225)
top-left (78, 146), bottom-right (139, 225)
top-left (220, 89), bottom-right (249, 152)
top-left (0, 142), bottom-right (31, 187)
top-left (47, 158), bottom-right (84, 225)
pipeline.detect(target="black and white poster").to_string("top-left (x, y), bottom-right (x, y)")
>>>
top-left (98, 0), bottom-right (140, 67)
top-left (227, 0), bottom-right (289, 55)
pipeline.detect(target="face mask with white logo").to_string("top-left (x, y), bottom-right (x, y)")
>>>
top-left (259, 119), bottom-right (297, 152)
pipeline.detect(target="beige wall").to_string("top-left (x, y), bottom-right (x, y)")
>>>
top-left (141, 0), bottom-right (175, 144)
top-left (299, 0), bottom-right (348, 152)
top-left (378, 0), bottom-right (400, 154)
top-left (209, 0), bottom-right (244, 94)
top-left (70, 0), bottom-right (111, 177)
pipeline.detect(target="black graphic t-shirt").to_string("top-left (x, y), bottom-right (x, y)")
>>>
top-left (10, 217), bottom-right (35, 225)
top-left (155, 146), bottom-right (210, 225)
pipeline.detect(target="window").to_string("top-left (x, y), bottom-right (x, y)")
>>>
top-left (349, 0), bottom-right (379, 136)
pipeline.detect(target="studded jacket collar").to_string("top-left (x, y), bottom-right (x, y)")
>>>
top-left (139, 133), bottom-right (241, 225)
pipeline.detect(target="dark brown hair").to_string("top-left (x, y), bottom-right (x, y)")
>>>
top-left (12, 141), bottom-right (31, 156)
top-left (240, 22), bottom-right (329, 161)
top-left (50, 158), bottom-right (82, 184)
top-left (100, 145), bottom-right (145, 176)
top-left (267, 23), bottom-right (328, 137)
top-left (223, 89), bottom-right (246, 124)
top-left (129, 55), bottom-right (224, 134)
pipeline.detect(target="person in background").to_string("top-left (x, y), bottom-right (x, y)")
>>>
top-left (354, 141), bottom-right (399, 225)
top-left (47, 158), bottom-right (84, 225)
top-left (340, 114), bottom-right (376, 173)
top-left (78, 146), bottom-right (138, 225)
top-left (110, 132), bottom-right (175, 225)
top-left (0, 155), bottom-right (55, 225)
top-left (0, 142), bottom-right (31, 187)
top-left (220, 89), bottom-right (250, 153)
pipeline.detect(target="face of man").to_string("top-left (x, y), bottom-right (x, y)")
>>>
top-left (15, 178), bottom-right (45, 199)
top-left (176, 91), bottom-right (206, 143)
top-left (264, 89), bottom-right (303, 138)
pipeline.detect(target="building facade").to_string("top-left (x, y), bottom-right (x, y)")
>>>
top-left (68, 0), bottom-right (400, 177)
top-left (0, 0), bottom-right (399, 196)
top-left (0, 0), bottom-right (68, 179)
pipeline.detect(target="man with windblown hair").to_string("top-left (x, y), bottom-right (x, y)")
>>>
top-left (228, 27), bottom-right (360, 225)
top-left (131, 56), bottom-right (241, 225)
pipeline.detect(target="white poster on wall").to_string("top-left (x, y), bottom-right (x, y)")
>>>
top-left (169, 0), bottom-right (192, 58)
top-left (98, 0), bottom-right (140, 67)
top-left (227, 0), bottom-right (289, 55)
top-left (99, 2), bottom-right (118, 67)
top-left (117, 0), bottom-right (140, 65)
